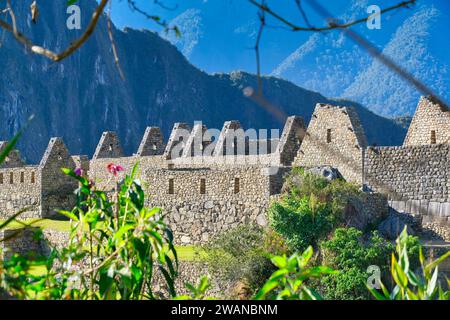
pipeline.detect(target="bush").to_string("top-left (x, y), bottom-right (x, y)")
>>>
top-left (318, 228), bottom-right (394, 300)
top-left (369, 227), bottom-right (449, 300)
top-left (270, 169), bottom-right (367, 253)
top-left (269, 195), bottom-right (337, 252)
top-left (254, 246), bottom-right (335, 300)
top-left (203, 225), bottom-right (284, 296)
top-left (282, 168), bottom-right (363, 218)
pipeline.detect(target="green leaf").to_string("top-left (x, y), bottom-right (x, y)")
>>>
top-left (302, 287), bottom-right (323, 300)
top-left (198, 276), bottom-right (209, 293)
top-left (185, 283), bottom-right (197, 295)
top-left (58, 210), bottom-right (79, 222)
top-left (426, 266), bottom-right (439, 298)
top-left (425, 251), bottom-right (450, 276)
top-left (254, 280), bottom-right (278, 300)
top-left (271, 255), bottom-right (287, 268)
top-left (299, 246), bottom-right (313, 267)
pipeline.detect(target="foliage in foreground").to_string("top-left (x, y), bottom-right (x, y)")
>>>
top-left (368, 228), bottom-right (450, 300)
top-left (253, 228), bottom-right (448, 301)
top-left (270, 168), bottom-right (363, 253)
top-left (318, 228), bottom-right (395, 300)
top-left (202, 225), bottom-right (288, 297)
top-left (254, 246), bottom-right (335, 300)
top-left (1, 164), bottom-right (178, 299)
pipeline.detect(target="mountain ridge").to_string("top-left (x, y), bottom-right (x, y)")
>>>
top-left (0, 0), bottom-right (408, 164)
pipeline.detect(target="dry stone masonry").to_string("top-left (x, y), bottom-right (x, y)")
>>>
top-left (1, 96), bottom-right (449, 253)
top-left (404, 96), bottom-right (450, 146)
top-left (293, 103), bottom-right (367, 184)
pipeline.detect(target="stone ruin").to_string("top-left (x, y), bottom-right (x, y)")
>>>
top-left (0, 96), bottom-right (449, 253)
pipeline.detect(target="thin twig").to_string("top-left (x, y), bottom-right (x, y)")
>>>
top-left (304, 0), bottom-right (448, 109)
top-left (0, 0), bottom-right (110, 62)
top-left (294, 0), bottom-right (313, 28)
top-left (247, 0), bottom-right (417, 32)
top-left (107, 0), bottom-right (125, 81)
top-left (255, 2), bottom-right (266, 96)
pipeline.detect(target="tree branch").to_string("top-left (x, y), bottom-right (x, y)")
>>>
top-left (0, 0), bottom-right (109, 62)
top-left (248, 0), bottom-right (417, 32)
top-left (107, 0), bottom-right (125, 80)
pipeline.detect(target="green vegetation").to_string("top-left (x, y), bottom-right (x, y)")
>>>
top-left (203, 225), bottom-right (286, 297)
top-left (1, 147), bottom-right (448, 300)
top-left (0, 219), bottom-right (199, 262)
top-left (318, 228), bottom-right (394, 300)
top-left (254, 228), bottom-right (449, 301)
top-left (368, 228), bottom-right (450, 300)
top-left (0, 219), bottom-right (72, 232)
top-left (254, 246), bottom-right (335, 300)
top-left (269, 168), bottom-right (363, 253)
top-left (269, 196), bottom-right (336, 252)
top-left (1, 164), bottom-right (178, 299)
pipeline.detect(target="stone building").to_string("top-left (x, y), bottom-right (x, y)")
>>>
top-left (0, 138), bottom-right (77, 220)
top-left (293, 103), bottom-right (367, 184)
top-left (1, 96), bottom-right (449, 246)
top-left (404, 96), bottom-right (450, 146)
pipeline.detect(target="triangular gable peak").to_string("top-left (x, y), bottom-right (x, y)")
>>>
top-left (136, 127), bottom-right (165, 156)
top-left (182, 123), bottom-right (212, 158)
top-left (39, 137), bottom-right (77, 219)
top-left (39, 137), bottom-right (75, 169)
top-left (293, 103), bottom-right (368, 184)
top-left (92, 132), bottom-right (124, 159)
top-left (163, 123), bottom-right (191, 160)
top-left (212, 121), bottom-right (242, 156)
top-left (275, 115), bottom-right (306, 166)
top-left (0, 141), bottom-right (25, 168)
top-left (404, 96), bottom-right (450, 146)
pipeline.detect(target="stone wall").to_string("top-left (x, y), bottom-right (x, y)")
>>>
top-left (136, 127), bottom-right (166, 156)
top-left (365, 144), bottom-right (450, 202)
top-left (0, 142), bottom-right (25, 168)
top-left (0, 228), bottom-right (43, 260)
top-left (143, 165), bottom-right (286, 245)
top-left (1, 103), bottom-right (449, 252)
top-left (294, 104), bottom-right (367, 184)
top-left (39, 138), bottom-right (78, 219)
top-left (389, 200), bottom-right (450, 241)
top-left (404, 96), bottom-right (450, 146)
top-left (0, 166), bottom-right (41, 219)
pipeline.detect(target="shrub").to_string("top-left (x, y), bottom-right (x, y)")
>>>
top-left (254, 246), bottom-right (335, 300)
top-left (203, 225), bottom-right (282, 296)
top-left (318, 227), bottom-right (394, 300)
top-left (269, 195), bottom-right (337, 252)
top-left (270, 169), bottom-right (367, 253)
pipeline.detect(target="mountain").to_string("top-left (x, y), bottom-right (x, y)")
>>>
top-left (342, 5), bottom-right (450, 116)
top-left (0, 0), bottom-right (407, 164)
top-left (270, 1), bottom-right (450, 117)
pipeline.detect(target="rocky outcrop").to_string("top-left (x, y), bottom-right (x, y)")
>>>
top-left (306, 166), bottom-right (342, 181)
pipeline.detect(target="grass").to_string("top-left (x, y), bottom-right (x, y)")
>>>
top-left (25, 245), bottom-right (202, 277)
top-left (1, 218), bottom-right (202, 263)
top-left (0, 219), bottom-right (71, 232)
top-left (174, 245), bottom-right (205, 262)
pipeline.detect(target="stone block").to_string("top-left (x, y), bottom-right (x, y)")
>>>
top-left (440, 202), bottom-right (450, 217)
top-left (428, 202), bottom-right (441, 217)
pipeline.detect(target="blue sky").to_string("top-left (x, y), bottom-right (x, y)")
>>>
top-left (106, 0), bottom-right (450, 116)
top-left (108, 0), bottom-right (447, 72)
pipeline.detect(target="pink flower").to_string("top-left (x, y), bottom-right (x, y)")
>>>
top-left (74, 168), bottom-right (83, 176)
top-left (107, 163), bottom-right (124, 177)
